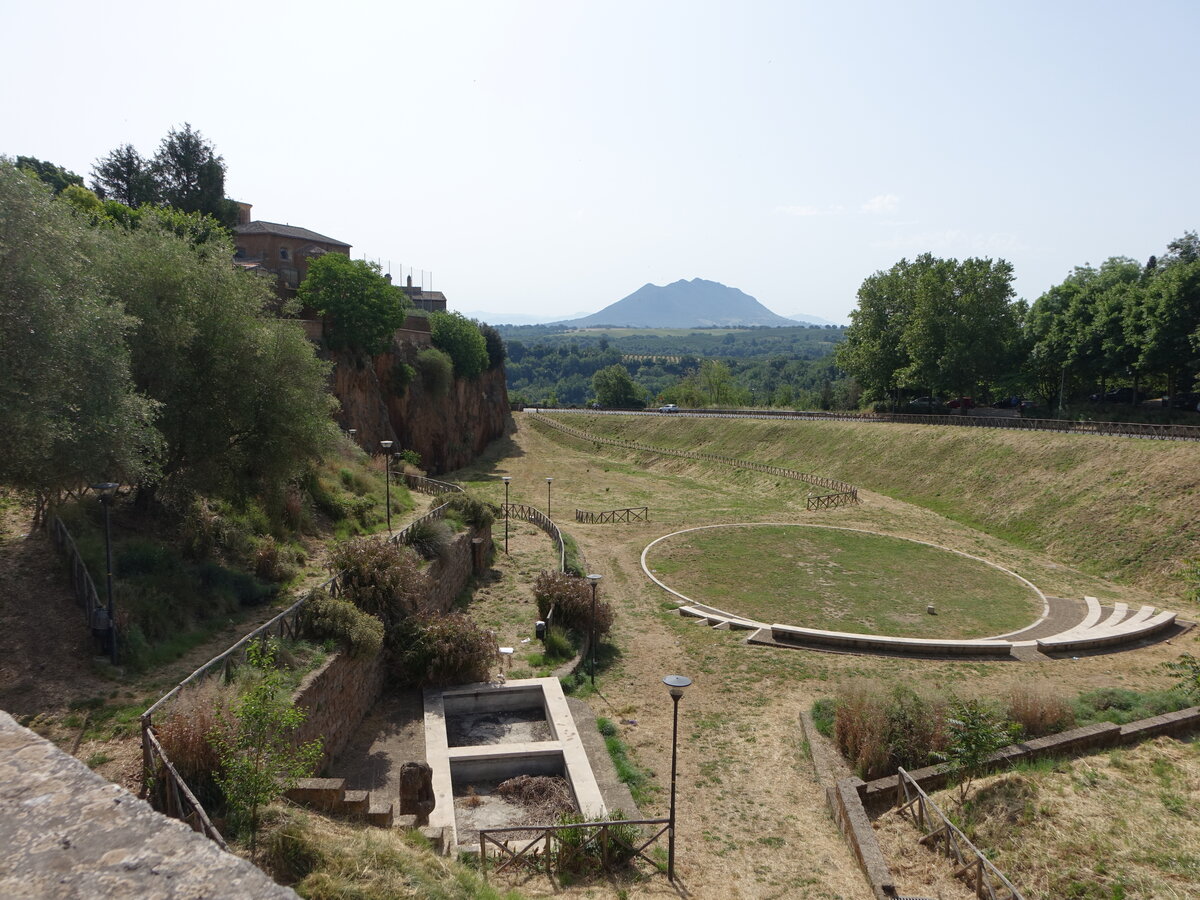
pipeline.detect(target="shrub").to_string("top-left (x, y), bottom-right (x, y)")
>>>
top-left (561, 531), bottom-right (586, 576)
top-left (300, 592), bottom-right (384, 659)
top-left (543, 625), bottom-right (574, 661)
top-left (833, 681), bottom-right (949, 780)
top-left (533, 571), bottom-right (614, 637)
top-left (389, 360), bottom-right (415, 394)
top-left (403, 518), bottom-right (453, 561)
top-left (414, 348), bottom-right (453, 397)
top-left (429, 311), bottom-right (489, 378)
top-left (1007, 684), bottom-right (1075, 737)
top-left (255, 537), bottom-right (298, 583)
top-left (552, 809), bottom-right (642, 873)
top-left (389, 613), bottom-right (497, 686)
top-left (329, 538), bottom-right (426, 628)
top-left (157, 680), bottom-right (235, 811)
top-left (441, 493), bottom-right (494, 528)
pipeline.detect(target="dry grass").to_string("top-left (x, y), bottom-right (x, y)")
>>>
top-left (876, 735), bottom-right (1200, 900)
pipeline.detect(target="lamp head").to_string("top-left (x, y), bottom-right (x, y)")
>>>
top-left (91, 482), bottom-right (119, 501)
top-left (502, 476), bottom-right (511, 484)
top-left (663, 674), bottom-right (692, 699)
top-left (586, 573), bottom-right (602, 586)
top-left (546, 477), bottom-right (553, 484)
top-left (380, 440), bottom-right (394, 450)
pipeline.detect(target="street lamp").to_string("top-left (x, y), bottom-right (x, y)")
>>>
top-left (586, 574), bottom-right (602, 685)
top-left (545, 477), bottom-right (553, 519)
top-left (663, 674), bottom-right (692, 883)
top-left (348, 428), bottom-right (357, 442)
top-left (380, 440), bottom-right (394, 533)
top-left (92, 482), bottom-right (119, 664)
top-left (501, 476), bottom-right (511, 554)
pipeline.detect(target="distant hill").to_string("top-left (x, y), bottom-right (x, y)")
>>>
top-left (456, 309), bottom-right (593, 326)
top-left (563, 278), bottom-right (798, 328)
top-left (786, 312), bottom-right (844, 327)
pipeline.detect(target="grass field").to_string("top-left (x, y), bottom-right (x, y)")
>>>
top-left (646, 524), bottom-right (1040, 637)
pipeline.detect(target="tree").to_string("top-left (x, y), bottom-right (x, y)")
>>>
top-left (1164, 653), bottom-right (1200, 701)
top-left (299, 253), bottom-right (408, 356)
top-left (0, 163), bottom-right (160, 524)
top-left (209, 639), bottom-right (322, 857)
top-left (835, 260), bottom-right (914, 406)
top-left (15, 155), bottom-right (84, 194)
top-left (150, 123), bottom-right (236, 226)
top-left (430, 311), bottom-right (489, 378)
top-left (592, 364), bottom-right (645, 408)
top-left (933, 699), bottom-right (1020, 810)
top-left (91, 143), bottom-right (156, 207)
top-left (94, 210), bottom-right (337, 502)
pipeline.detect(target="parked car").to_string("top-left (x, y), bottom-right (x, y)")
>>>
top-left (946, 397), bottom-right (976, 410)
top-left (1090, 388), bottom-right (1146, 403)
top-left (906, 396), bottom-right (942, 412)
top-left (658, 404), bottom-right (679, 413)
top-left (1167, 392), bottom-right (1200, 410)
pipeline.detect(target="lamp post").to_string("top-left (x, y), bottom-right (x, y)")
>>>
top-left (586, 574), bottom-right (602, 685)
top-left (501, 476), bottom-right (511, 554)
top-left (663, 674), bottom-right (692, 883)
top-left (545, 477), bottom-right (553, 519)
top-left (348, 427), bottom-right (356, 443)
top-left (92, 482), bottom-right (119, 664)
top-left (380, 440), bottom-right (394, 533)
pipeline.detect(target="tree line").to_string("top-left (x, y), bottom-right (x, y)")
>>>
top-left (836, 239), bottom-right (1200, 411)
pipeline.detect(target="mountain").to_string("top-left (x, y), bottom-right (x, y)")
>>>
top-left (785, 312), bottom-right (844, 327)
top-left (563, 278), bottom-right (797, 328)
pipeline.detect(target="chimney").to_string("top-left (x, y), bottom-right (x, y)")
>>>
top-left (406, 274), bottom-right (413, 288)
top-left (236, 201), bottom-right (252, 225)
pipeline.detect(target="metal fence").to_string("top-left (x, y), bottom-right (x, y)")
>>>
top-left (574, 506), bottom-right (650, 524)
top-left (895, 767), bottom-right (1023, 900)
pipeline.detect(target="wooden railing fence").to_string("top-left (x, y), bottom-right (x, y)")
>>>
top-left (529, 412), bottom-right (859, 497)
top-left (49, 514), bottom-right (111, 648)
top-left (139, 470), bottom-right (467, 842)
top-left (806, 491), bottom-right (858, 511)
top-left (575, 506), bottom-right (649, 524)
top-left (895, 767), bottom-right (1023, 900)
top-left (479, 816), bottom-right (670, 880)
top-left (503, 503), bottom-right (567, 573)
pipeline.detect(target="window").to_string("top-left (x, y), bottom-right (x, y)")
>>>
top-left (279, 247), bottom-right (290, 260)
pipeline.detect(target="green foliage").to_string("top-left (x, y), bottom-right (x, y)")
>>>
top-left (833, 682), bottom-right (950, 779)
top-left (591, 364), bottom-right (646, 408)
top-left (403, 518), bottom-right (453, 560)
top-left (414, 347), bottom-right (454, 396)
top-left (933, 698), bottom-right (1022, 808)
top-left (329, 538), bottom-right (427, 628)
top-left (542, 625), bottom-right (574, 661)
top-left (476, 320), bottom-right (507, 370)
top-left (16, 155), bottom-right (84, 193)
top-left (209, 639), bottom-right (323, 857)
top-left (0, 164), bottom-right (161, 520)
top-left (1073, 686), bottom-right (1192, 725)
top-left (1164, 654), bottom-right (1200, 701)
top-left (440, 493), bottom-right (494, 528)
top-left (148, 123), bottom-right (237, 227)
top-left (430, 311), bottom-right (489, 378)
top-left (561, 531), bottom-right (586, 577)
top-left (551, 809), bottom-right (642, 874)
top-left (390, 359), bottom-right (415, 394)
top-left (810, 698), bottom-right (836, 738)
top-left (300, 592), bottom-right (384, 659)
top-left (89, 143), bottom-right (156, 207)
top-left (388, 613), bottom-right (497, 687)
top-left (299, 254), bottom-right (408, 355)
top-left (533, 571), bottom-right (614, 637)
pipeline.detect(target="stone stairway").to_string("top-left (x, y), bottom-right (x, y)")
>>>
top-left (286, 777), bottom-right (449, 851)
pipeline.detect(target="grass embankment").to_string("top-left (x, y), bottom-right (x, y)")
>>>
top-left (548, 414), bottom-right (1200, 599)
top-left (647, 524), bottom-right (1039, 637)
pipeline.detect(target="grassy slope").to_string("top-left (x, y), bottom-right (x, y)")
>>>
top-left (559, 414), bottom-right (1200, 598)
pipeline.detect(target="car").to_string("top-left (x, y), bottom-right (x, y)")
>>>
top-left (658, 404), bottom-right (679, 413)
top-left (906, 396), bottom-right (942, 411)
top-left (1167, 392), bottom-right (1200, 410)
top-left (946, 397), bottom-right (976, 410)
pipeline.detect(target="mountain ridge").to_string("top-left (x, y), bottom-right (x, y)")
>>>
top-left (560, 277), bottom-right (798, 328)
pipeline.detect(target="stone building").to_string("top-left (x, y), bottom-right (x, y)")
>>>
top-left (232, 202), bottom-right (351, 303)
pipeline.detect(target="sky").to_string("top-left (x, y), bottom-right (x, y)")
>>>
top-left (4, 1), bottom-right (1199, 325)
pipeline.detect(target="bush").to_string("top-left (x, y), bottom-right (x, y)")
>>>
top-left (833, 681), bottom-right (950, 780)
top-left (561, 531), bottom-right (586, 576)
top-left (389, 360), bottom-right (415, 394)
top-left (1007, 685), bottom-right (1075, 737)
top-left (329, 538), bottom-right (427, 628)
top-left (156, 680), bottom-right (234, 811)
top-left (254, 537), bottom-right (298, 583)
top-left (403, 518), bottom-right (453, 561)
top-left (300, 592), bottom-right (384, 659)
top-left (414, 348), bottom-right (453, 397)
top-left (543, 625), bottom-right (574, 661)
top-left (533, 571), bottom-right (614, 637)
top-left (389, 613), bottom-right (497, 686)
top-left (441, 493), bottom-right (494, 528)
top-left (429, 311), bottom-right (489, 378)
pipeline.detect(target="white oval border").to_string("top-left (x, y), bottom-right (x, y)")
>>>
top-left (640, 523), bottom-right (1050, 640)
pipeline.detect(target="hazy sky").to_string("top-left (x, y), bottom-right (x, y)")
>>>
top-left (5, 1), bottom-right (1198, 323)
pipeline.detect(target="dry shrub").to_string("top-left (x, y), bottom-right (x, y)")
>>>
top-left (497, 774), bottom-right (577, 823)
top-left (156, 680), bottom-right (235, 808)
top-left (301, 591), bottom-right (384, 658)
top-left (389, 612), bottom-right (498, 687)
top-left (402, 518), bottom-right (452, 561)
top-left (833, 681), bottom-right (949, 780)
top-left (330, 538), bottom-right (427, 627)
top-left (533, 570), bottom-right (614, 637)
top-left (255, 537), bottom-right (297, 583)
top-left (1007, 684), bottom-right (1075, 737)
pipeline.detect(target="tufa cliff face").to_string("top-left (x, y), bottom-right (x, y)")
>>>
top-left (331, 336), bottom-right (509, 475)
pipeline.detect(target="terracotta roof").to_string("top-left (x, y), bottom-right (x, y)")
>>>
top-left (234, 220), bottom-right (350, 247)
